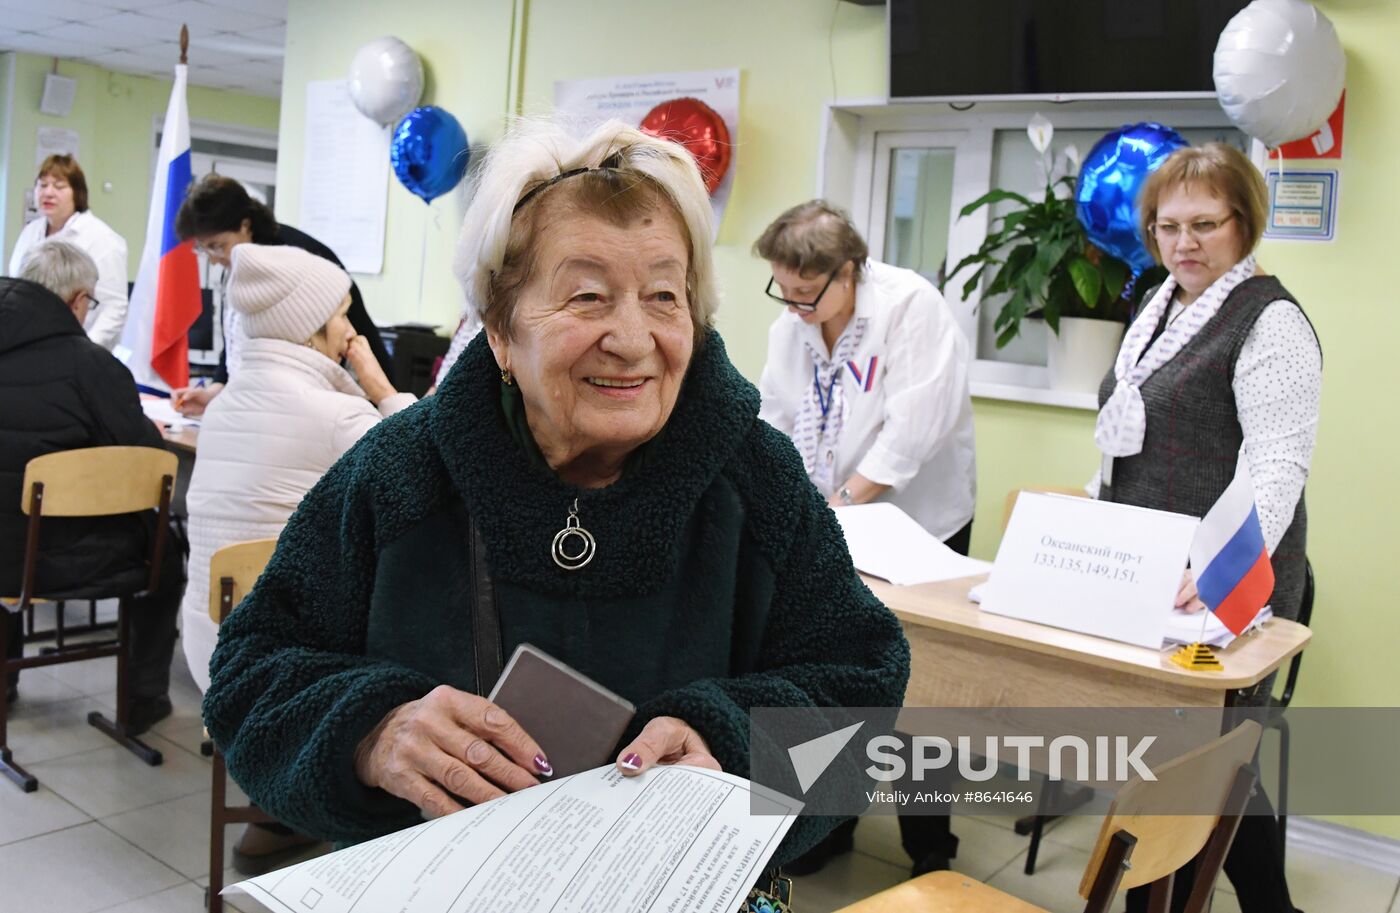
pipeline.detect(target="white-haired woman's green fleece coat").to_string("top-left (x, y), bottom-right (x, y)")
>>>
top-left (204, 330), bottom-right (910, 863)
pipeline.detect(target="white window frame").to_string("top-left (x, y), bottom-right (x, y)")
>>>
top-left (818, 97), bottom-right (1240, 410)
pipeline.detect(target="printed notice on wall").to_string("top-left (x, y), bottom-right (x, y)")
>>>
top-left (555, 69), bottom-right (739, 235)
top-left (227, 765), bottom-right (799, 913)
top-left (299, 80), bottom-right (389, 274)
top-left (35, 126), bottom-right (79, 167)
top-left (1264, 169), bottom-right (1338, 242)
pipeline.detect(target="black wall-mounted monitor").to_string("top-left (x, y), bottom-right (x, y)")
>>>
top-left (889, 0), bottom-right (1250, 102)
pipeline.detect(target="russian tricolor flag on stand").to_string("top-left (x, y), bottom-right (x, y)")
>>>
top-left (119, 62), bottom-right (200, 392)
top-left (1188, 454), bottom-right (1276, 636)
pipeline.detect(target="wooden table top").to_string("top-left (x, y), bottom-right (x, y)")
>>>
top-left (161, 426), bottom-right (198, 454)
top-left (863, 573), bottom-right (1311, 692)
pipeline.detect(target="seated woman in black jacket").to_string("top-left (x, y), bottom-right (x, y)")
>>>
top-left (169, 174), bottom-right (393, 415)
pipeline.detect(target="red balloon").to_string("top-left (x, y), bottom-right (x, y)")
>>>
top-left (638, 97), bottom-right (732, 195)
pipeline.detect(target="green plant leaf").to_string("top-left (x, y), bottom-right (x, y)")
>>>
top-left (958, 188), bottom-right (1034, 218)
top-left (1047, 269), bottom-right (1078, 327)
top-left (987, 244), bottom-right (1034, 297)
top-left (958, 263), bottom-right (989, 300)
top-left (996, 321), bottom-right (1022, 348)
top-left (1100, 256), bottom-right (1129, 302)
top-left (1067, 256), bottom-right (1101, 308)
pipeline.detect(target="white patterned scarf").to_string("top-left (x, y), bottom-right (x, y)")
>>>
top-left (1095, 256), bottom-right (1256, 458)
top-left (793, 321), bottom-right (866, 493)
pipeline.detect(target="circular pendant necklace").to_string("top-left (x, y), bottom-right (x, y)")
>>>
top-left (551, 498), bottom-right (596, 571)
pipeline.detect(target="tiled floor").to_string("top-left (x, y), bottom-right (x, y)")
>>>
top-left (3, 610), bottom-right (1397, 912)
top-left (1, 608), bottom-right (326, 913)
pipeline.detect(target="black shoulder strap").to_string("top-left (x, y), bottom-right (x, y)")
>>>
top-left (467, 519), bottom-right (504, 693)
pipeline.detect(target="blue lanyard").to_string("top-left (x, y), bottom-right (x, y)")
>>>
top-left (813, 364), bottom-right (840, 429)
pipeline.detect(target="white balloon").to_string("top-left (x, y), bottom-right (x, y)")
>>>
top-left (347, 37), bottom-right (424, 126)
top-left (1213, 0), bottom-right (1345, 148)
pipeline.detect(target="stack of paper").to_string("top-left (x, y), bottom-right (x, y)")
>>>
top-left (834, 503), bottom-right (991, 586)
top-left (1163, 605), bottom-right (1273, 649)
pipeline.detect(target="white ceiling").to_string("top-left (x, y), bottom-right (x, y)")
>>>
top-left (0, 0), bottom-right (287, 98)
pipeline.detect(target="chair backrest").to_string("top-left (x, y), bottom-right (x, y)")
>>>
top-left (1079, 720), bottom-right (1262, 899)
top-left (208, 539), bottom-right (277, 625)
top-left (21, 446), bottom-right (178, 517)
top-left (1002, 486), bottom-right (1089, 532)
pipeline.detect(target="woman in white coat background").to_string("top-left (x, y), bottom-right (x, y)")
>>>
top-left (754, 199), bottom-right (976, 877)
top-left (179, 243), bottom-right (415, 873)
top-left (8, 155), bottom-right (129, 350)
top-left (180, 244), bottom-right (416, 695)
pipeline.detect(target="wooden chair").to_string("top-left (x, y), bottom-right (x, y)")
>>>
top-left (834, 721), bottom-right (1262, 913)
top-left (0, 446), bottom-right (177, 791)
top-left (205, 538), bottom-right (278, 913)
top-left (1001, 485), bottom-right (1090, 532)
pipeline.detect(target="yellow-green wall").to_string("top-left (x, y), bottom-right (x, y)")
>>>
top-left (273, 0), bottom-right (517, 332)
top-left (0, 52), bottom-right (280, 279)
top-left (277, 0), bottom-right (1394, 832)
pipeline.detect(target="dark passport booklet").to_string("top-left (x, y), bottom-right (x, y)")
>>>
top-left (488, 644), bottom-right (636, 778)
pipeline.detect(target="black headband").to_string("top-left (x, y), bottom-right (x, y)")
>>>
top-left (511, 152), bottom-right (626, 215)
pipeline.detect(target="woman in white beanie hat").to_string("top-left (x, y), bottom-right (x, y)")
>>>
top-left (180, 243), bottom-right (416, 874)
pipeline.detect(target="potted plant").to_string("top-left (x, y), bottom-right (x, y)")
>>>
top-left (951, 176), bottom-right (1160, 393)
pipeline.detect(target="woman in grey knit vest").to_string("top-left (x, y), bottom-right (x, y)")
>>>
top-left (1095, 143), bottom-right (1320, 913)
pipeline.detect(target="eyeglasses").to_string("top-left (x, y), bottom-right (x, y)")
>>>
top-left (194, 238), bottom-right (229, 258)
top-left (765, 267), bottom-right (841, 313)
top-left (1150, 213), bottom-right (1235, 244)
top-left (83, 292), bottom-right (101, 310)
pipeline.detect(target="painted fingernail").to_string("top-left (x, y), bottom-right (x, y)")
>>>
top-left (620, 753), bottom-right (643, 771)
top-left (534, 754), bottom-right (553, 777)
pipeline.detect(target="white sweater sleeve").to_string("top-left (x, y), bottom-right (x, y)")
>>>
top-left (1234, 301), bottom-right (1322, 553)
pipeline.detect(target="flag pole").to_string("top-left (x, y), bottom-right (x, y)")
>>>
top-left (179, 25), bottom-right (188, 65)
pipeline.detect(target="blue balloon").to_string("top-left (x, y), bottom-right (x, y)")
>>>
top-left (390, 106), bottom-right (469, 204)
top-left (1075, 123), bottom-right (1189, 272)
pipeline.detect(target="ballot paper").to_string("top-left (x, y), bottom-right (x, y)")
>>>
top-left (228, 765), bottom-right (800, 913)
top-left (139, 396), bottom-right (197, 430)
top-left (834, 502), bottom-right (992, 586)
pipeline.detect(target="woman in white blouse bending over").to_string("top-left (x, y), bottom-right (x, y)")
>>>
top-left (754, 200), bottom-right (975, 877)
top-left (756, 200), bottom-right (976, 550)
top-left (1095, 143), bottom-right (1318, 913)
top-left (8, 156), bottom-right (128, 350)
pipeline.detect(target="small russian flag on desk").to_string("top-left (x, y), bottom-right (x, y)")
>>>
top-left (1188, 454), bottom-right (1276, 636)
top-left (118, 60), bottom-right (200, 392)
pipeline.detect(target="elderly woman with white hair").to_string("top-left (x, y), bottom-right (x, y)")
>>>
top-left (203, 119), bottom-right (909, 872)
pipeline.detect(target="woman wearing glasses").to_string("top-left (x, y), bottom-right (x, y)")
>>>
top-left (755, 200), bottom-right (975, 550)
top-left (1096, 143), bottom-right (1319, 913)
top-left (754, 200), bottom-right (975, 877)
top-left (169, 175), bottom-right (393, 415)
top-left (7, 156), bottom-right (128, 351)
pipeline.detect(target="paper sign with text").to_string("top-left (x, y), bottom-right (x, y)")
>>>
top-left (980, 493), bottom-right (1198, 648)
